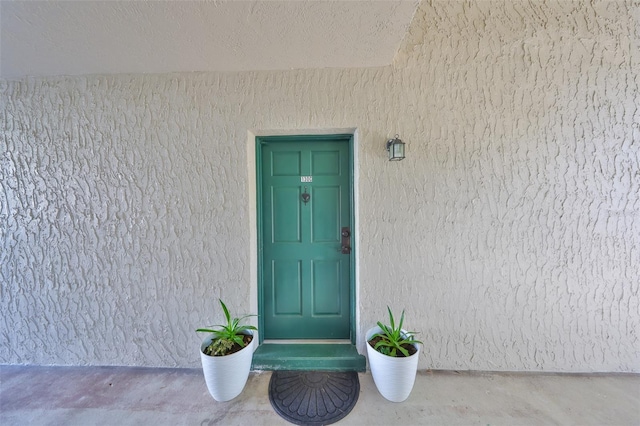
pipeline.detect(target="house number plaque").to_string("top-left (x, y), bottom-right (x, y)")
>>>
top-left (300, 176), bottom-right (313, 182)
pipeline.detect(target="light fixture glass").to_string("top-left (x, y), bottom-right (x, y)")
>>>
top-left (386, 135), bottom-right (405, 161)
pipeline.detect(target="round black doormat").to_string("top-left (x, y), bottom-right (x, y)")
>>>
top-left (268, 371), bottom-right (360, 425)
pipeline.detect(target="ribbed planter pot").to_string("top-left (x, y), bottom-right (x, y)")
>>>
top-left (200, 331), bottom-right (255, 402)
top-left (366, 326), bottom-right (420, 403)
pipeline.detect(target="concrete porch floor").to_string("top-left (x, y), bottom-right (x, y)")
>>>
top-left (1, 365), bottom-right (638, 425)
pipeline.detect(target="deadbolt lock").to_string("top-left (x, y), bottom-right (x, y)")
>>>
top-left (341, 227), bottom-right (351, 254)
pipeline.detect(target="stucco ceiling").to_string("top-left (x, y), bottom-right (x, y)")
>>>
top-left (0, 0), bottom-right (419, 78)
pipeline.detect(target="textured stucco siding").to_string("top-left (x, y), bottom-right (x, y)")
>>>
top-left (1, 1), bottom-right (639, 372)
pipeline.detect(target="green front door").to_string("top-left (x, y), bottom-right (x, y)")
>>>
top-left (258, 135), bottom-right (353, 340)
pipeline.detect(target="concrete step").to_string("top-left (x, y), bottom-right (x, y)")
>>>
top-left (251, 343), bottom-right (366, 372)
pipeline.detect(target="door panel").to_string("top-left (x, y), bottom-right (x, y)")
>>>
top-left (272, 187), bottom-right (301, 242)
top-left (311, 186), bottom-right (340, 242)
top-left (273, 260), bottom-right (302, 315)
top-left (312, 260), bottom-right (342, 315)
top-left (260, 137), bottom-right (351, 339)
top-left (312, 151), bottom-right (340, 175)
top-left (272, 151), bottom-right (301, 176)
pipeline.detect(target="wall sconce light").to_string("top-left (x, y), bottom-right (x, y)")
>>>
top-left (386, 134), bottom-right (405, 161)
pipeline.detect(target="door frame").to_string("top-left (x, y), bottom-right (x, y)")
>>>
top-left (254, 133), bottom-right (357, 344)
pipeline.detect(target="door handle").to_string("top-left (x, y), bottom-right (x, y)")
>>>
top-left (341, 227), bottom-right (351, 254)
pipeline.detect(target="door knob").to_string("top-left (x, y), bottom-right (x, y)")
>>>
top-left (341, 227), bottom-right (351, 254)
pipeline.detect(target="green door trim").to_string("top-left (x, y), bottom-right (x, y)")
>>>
top-left (256, 134), bottom-right (356, 344)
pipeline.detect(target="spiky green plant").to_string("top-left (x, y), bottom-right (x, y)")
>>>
top-left (196, 299), bottom-right (257, 356)
top-left (370, 306), bottom-right (422, 357)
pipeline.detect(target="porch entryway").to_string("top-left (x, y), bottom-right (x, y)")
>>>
top-left (3, 365), bottom-right (638, 425)
top-left (252, 134), bottom-right (364, 371)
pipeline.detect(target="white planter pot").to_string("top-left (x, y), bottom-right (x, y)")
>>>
top-left (366, 326), bottom-right (420, 403)
top-left (200, 331), bottom-right (255, 402)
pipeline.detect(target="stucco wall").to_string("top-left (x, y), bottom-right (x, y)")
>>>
top-left (2, 1), bottom-right (638, 372)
